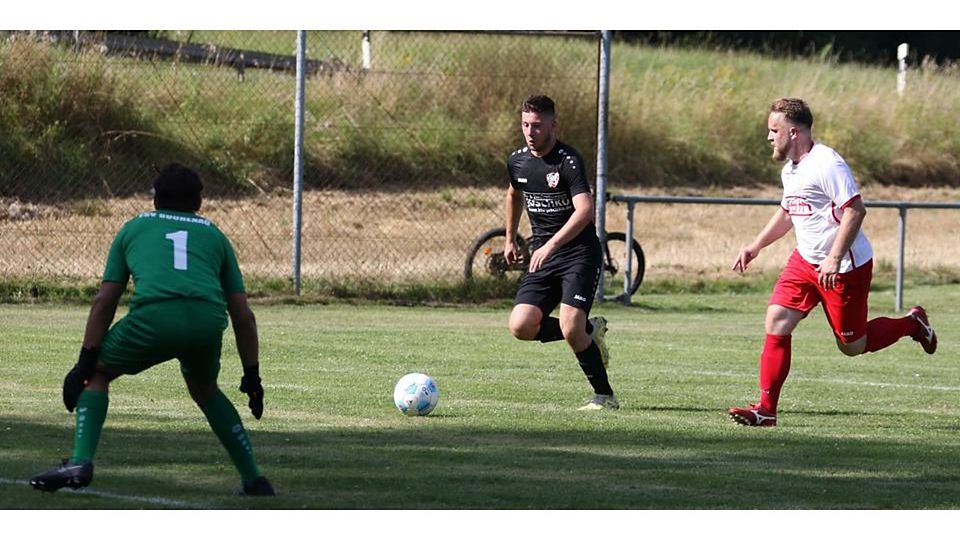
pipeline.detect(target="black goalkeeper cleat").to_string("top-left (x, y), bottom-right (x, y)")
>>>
top-left (30, 460), bottom-right (93, 492)
top-left (241, 476), bottom-right (276, 496)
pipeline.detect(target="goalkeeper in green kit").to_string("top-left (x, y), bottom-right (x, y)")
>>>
top-left (30, 163), bottom-right (274, 496)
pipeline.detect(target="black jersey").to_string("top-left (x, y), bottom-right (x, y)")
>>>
top-left (507, 141), bottom-right (598, 254)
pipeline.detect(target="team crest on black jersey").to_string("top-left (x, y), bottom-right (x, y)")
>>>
top-left (546, 172), bottom-right (560, 188)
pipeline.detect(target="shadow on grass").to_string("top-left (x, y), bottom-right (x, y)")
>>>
top-left (3, 414), bottom-right (959, 510)
top-left (618, 302), bottom-right (737, 314)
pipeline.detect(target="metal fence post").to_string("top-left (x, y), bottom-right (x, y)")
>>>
top-left (623, 201), bottom-right (635, 305)
top-left (896, 206), bottom-right (907, 312)
top-left (594, 30), bottom-right (611, 302)
top-left (292, 30), bottom-right (306, 298)
top-left (609, 195), bottom-right (960, 311)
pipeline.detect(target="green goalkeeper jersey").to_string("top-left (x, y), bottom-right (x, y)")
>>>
top-left (102, 209), bottom-right (245, 311)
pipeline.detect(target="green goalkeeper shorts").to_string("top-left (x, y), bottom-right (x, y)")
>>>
top-left (99, 299), bottom-right (229, 385)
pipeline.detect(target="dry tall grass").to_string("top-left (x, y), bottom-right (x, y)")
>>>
top-left (5, 186), bottom-right (959, 285)
top-left (6, 34), bottom-right (960, 293)
top-left (607, 185), bottom-right (960, 282)
top-left (610, 45), bottom-right (960, 187)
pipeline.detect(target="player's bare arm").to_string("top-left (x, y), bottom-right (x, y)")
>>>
top-left (818, 196), bottom-right (867, 289)
top-left (62, 281), bottom-right (127, 412)
top-left (504, 183), bottom-right (524, 264)
top-left (227, 292), bottom-right (259, 369)
top-left (228, 291), bottom-right (264, 419)
top-left (528, 192), bottom-right (594, 273)
top-left (81, 281), bottom-right (126, 349)
top-left (733, 208), bottom-right (793, 272)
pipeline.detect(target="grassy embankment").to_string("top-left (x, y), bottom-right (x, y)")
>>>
top-left (2, 32), bottom-right (960, 303)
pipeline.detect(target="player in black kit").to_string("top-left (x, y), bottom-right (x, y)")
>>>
top-left (505, 95), bottom-right (617, 410)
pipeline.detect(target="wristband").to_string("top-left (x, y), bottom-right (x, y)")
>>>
top-left (243, 364), bottom-right (260, 379)
top-left (78, 347), bottom-right (99, 371)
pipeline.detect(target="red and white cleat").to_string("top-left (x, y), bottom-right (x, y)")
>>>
top-left (908, 306), bottom-right (937, 355)
top-left (728, 403), bottom-right (777, 427)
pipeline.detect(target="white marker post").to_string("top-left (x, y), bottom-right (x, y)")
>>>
top-left (897, 43), bottom-right (909, 96)
top-left (362, 31), bottom-right (372, 71)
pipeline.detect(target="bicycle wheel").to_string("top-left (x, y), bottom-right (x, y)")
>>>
top-left (602, 231), bottom-right (645, 298)
top-left (464, 228), bottom-right (530, 281)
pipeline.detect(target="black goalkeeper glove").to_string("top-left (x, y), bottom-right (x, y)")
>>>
top-left (63, 347), bottom-right (98, 413)
top-left (239, 364), bottom-right (264, 420)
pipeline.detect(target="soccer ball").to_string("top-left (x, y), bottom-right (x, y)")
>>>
top-left (393, 373), bottom-right (439, 416)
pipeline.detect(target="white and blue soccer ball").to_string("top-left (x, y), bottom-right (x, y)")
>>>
top-left (393, 372), bottom-right (439, 416)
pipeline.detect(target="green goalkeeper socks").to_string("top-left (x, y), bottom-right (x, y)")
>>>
top-left (199, 388), bottom-right (262, 484)
top-left (67, 388), bottom-right (262, 484)
top-left (71, 390), bottom-right (109, 463)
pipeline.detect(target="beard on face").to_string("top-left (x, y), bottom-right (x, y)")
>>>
top-left (771, 140), bottom-right (788, 162)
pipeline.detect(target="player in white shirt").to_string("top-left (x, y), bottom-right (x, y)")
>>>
top-left (727, 98), bottom-right (937, 427)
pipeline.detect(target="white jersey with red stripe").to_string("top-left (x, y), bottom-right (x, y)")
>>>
top-left (780, 142), bottom-right (873, 273)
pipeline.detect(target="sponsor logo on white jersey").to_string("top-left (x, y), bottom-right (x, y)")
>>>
top-left (784, 196), bottom-right (813, 216)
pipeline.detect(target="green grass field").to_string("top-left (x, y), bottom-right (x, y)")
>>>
top-left (1, 286), bottom-right (958, 510)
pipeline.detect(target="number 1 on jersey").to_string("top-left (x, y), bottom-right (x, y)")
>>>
top-left (164, 230), bottom-right (189, 270)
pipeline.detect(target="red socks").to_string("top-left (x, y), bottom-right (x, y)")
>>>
top-left (759, 334), bottom-right (792, 414)
top-left (755, 316), bottom-right (917, 413)
top-left (864, 316), bottom-right (918, 353)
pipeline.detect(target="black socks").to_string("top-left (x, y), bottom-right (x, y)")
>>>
top-left (575, 341), bottom-right (613, 395)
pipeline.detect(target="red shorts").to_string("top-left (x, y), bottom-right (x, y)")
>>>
top-left (769, 250), bottom-right (873, 343)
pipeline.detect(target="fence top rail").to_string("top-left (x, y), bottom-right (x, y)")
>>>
top-left (609, 194), bottom-right (960, 210)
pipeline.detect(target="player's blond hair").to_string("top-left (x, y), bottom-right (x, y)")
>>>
top-left (770, 98), bottom-right (813, 129)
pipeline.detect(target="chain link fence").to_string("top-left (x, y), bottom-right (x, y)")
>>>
top-left (0, 30), bottom-right (601, 292)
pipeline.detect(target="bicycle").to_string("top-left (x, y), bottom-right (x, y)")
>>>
top-left (464, 227), bottom-right (644, 300)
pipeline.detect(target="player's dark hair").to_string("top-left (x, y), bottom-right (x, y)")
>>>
top-left (771, 97), bottom-right (813, 129)
top-left (153, 163), bottom-right (203, 212)
top-left (521, 95), bottom-right (556, 116)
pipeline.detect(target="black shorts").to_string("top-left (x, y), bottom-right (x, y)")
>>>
top-left (514, 244), bottom-right (602, 315)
